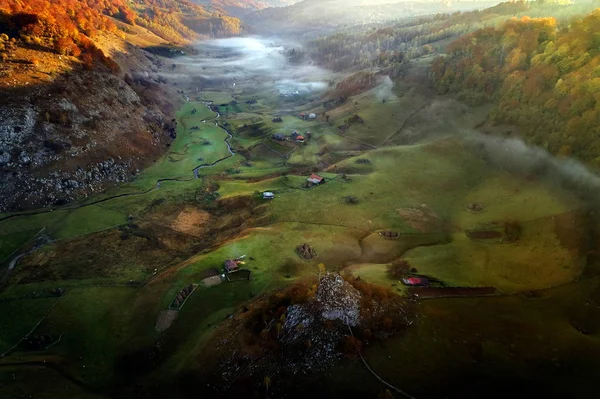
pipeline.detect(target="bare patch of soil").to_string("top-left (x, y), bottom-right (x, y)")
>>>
top-left (201, 275), bottom-right (223, 287)
top-left (170, 208), bottom-right (210, 237)
top-left (397, 204), bottom-right (445, 233)
top-left (155, 309), bottom-right (179, 332)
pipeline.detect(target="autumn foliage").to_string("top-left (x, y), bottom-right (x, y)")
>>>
top-left (344, 275), bottom-right (416, 340)
top-left (0, 0), bottom-right (125, 71)
top-left (387, 259), bottom-right (411, 279)
top-left (431, 10), bottom-right (600, 164)
top-left (0, 0), bottom-right (242, 71)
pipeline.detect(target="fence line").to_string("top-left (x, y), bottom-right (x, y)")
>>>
top-left (1, 291), bottom-right (68, 358)
top-left (347, 324), bottom-right (416, 399)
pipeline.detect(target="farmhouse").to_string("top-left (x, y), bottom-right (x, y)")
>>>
top-left (272, 133), bottom-right (285, 141)
top-left (299, 113), bottom-right (317, 120)
top-left (290, 131), bottom-right (299, 139)
top-left (307, 174), bottom-right (325, 185)
top-left (224, 259), bottom-right (239, 272)
top-left (296, 135), bottom-right (305, 143)
top-left (402, 277), bottom-right (429, 286)
top-left (263, 192), bottom-right (275, 199)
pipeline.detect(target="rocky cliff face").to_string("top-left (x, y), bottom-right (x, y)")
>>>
top-left (0, 71), bottom-right (174, 211)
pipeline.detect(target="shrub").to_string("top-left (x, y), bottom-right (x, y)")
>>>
top-left (387, 259), bottom-right (411, 278)
top-left (504, 221), bottom-right (522, 242)
top-left (339, 335), bottom-right (362, 356)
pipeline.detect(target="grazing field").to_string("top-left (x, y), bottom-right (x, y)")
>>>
top-left (0, 50), bottom-right (597, 399)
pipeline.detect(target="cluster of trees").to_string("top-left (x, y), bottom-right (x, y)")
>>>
top-left (432, 10), bottom-right (600, 163)
top-left (306, 2), bottom-right (535, 77)
top-left (306, 2), bottom-right (540, 74)
top-left (387, 259), bottom-right (412, 279)
top-left (329, 71), bottom-right (379, 100)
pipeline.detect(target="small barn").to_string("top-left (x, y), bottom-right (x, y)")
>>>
top-left (224, 259), bottom-right (239, 273)
top-left (402, 277), bottom-right (429, 287)
top-left (296, 135), bottom-right (305, 143)
top-left (307, 174), bottom-right (325, 185)
top-left (308, 113), bottom-right (317, 120)
top-left (272, 133), bottom-right (285, 141)
top-left (263, 192), bottom-right (275, 199)
top-left (290, 131), bottom-right (299, 139)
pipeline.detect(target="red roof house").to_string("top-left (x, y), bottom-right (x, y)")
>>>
top-left (401, 277), bottom-right (429, 286)
top-left (307, 174), bottom-right (325, 185)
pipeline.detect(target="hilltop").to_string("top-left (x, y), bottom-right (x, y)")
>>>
top-left (244, 0), bottom-right (503, 36)
top-left (193, 0), bottom-right (301, 17)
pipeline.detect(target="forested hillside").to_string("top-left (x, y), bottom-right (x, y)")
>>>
top-left (303, 1), bottom-right (600, 164)
top-left (0, 0), bottom-right (242, 55)
top-left (246, 0), bottom-right (506, 36)
top-left (307, 1), bottom-right (596, 74)
top-left (0, 0), bottom-right (243, 211)
top-left (432, 9), bottom-right (600, 164)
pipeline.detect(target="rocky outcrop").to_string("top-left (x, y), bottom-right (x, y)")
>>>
top-left (316, 273), bottom-right (362, 326)
top-left (0, 71), bottom-right (175, 211)
top-left (277, 274), bottom-right (363, 372)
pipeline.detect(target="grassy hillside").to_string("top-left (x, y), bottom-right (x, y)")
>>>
top-left (2, 1), bottom-right (600, 396)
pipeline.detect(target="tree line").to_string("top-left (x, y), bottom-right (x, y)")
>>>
top-left (431, 9), bottom-right (600, 164)
top-left (305, 1), bottom-right (595, 77)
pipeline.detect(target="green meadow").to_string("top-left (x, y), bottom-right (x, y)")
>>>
top-left (0, 56), bottom-right (593, 398)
